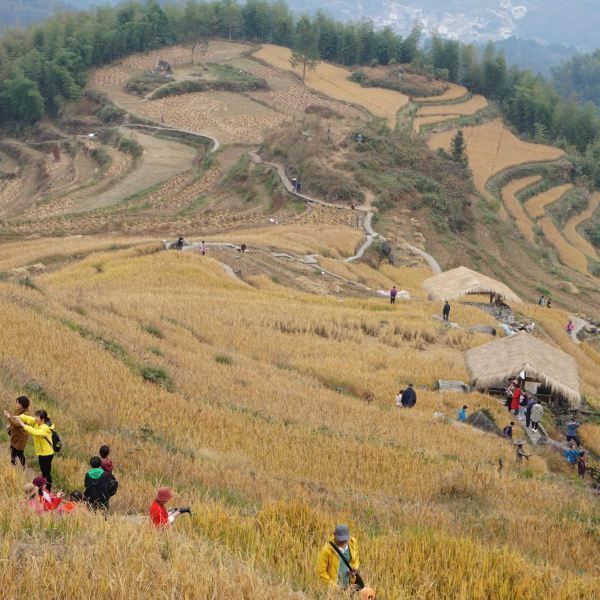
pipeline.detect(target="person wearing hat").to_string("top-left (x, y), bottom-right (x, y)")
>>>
top-left (317, 524), bottom-right (360, 588)
top-left (32, 476), bottom-right (64, 511)
top-left (23, 483), bottom-right (43, 513)
top-left (514, 441), bottom-right (531, 464)
top-left (149, 487), bottom-right (181, 528)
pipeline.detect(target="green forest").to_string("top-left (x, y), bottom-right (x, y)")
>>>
top-left (0, 0), bottom-right (599, 187)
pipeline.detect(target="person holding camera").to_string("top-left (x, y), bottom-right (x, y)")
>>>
top-left (149, 487), bottom-right (190, 528)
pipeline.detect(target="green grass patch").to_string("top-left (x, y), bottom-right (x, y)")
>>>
top-left (140, 366), bottom-right (173, 391)
top-left (215, 354), bottom-right (233, 365)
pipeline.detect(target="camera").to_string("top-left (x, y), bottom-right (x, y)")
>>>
top-left (174, 507), bottom-right (192, 515)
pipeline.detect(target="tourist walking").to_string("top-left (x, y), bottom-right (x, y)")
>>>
top-left (200, 241), bottom-right (207, 256)
top-left (566, 320), bottom-right (575, 335)
top-left (4, 409), bottom-right (56, 490)
top-left (577, 452), bottom-right (586, 479)
top-left (564, 443), bottom-right (579, 466)
top-left (565, 419), bottom-right (581, 446)
top-left (442, 300), bottom-right (451, 322)
top-left (510, 386), bottom-right (522, 417)
top-left (317, 524), bottom-right (361, 589)
top-left (530, 401), bottom-right (543, 432)
top-left (390, 286), bottom-right (397, 304)
top-left (4, 396), bottom-right (30, 467)
top-left (502, 421), bottom-right (515, 439)
top-left (400, 384), bottom-right (417, 408)
top-left (525, 395), bottom-right (536, 428)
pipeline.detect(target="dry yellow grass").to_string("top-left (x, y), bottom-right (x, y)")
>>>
top-left (500, 176), bottom-right (540, 243)
top-left (210, 224), bottom-right (364, 259)
top-left (428, 119), bottom-right (564, 203)
top-left (579, 423), bottom-right (600, 455)
top-left (417, 94), bottom-right (488, 116)
top-left (524, 183), bottom-right (573, 219)
top-left (414, 82), bottom-right (468, 103)
top-left (0, 238), bottom-right (597, 598)
top-left (564, 191), bottom-right (599, 260)
top-left (539, 216), bottom-right (590, 274)
top-left (253, 45), bottom-right (408, 126)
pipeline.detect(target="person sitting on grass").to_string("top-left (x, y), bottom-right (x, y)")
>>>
top-left (22, 483), bottom-right (43, 514)
top-left (149, 487), bottom-right (182, 528)
top-left (458, 405), bottom-right (468, 422)
top-left (400, 384), bottom-right (417, 408)
top-left (32, 476), bottom-right (64, 511)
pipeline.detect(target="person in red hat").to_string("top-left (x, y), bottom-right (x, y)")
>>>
top-left (149, 487), bottom-right (181, 528)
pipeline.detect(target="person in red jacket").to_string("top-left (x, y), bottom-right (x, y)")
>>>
top-left (32, 476), bottom-right (64, 511)
top-left (511, 386), bottom-right (522, 416)
top-left (149, 487), bottom-right (181, 528)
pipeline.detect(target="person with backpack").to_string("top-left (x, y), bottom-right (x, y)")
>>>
top-left (530, 401), bottom-right (543, 432)
top-left (4, 395), bottom-right (30, 467)
top-left (317, 524), bottom-right (361, 589)
top-left (84, 456), bottom-right (118, 510)
top-left (5, 409), bottom-right (59, 490)
top-left (502, 421), bottom-right (515, 439)
top-left (564, 444), bottom-right (579, 466)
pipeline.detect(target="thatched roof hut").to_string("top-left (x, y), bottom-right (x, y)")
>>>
top-left (423, 266), bottom-right (521, 304)
top-left (465, 332), bottom-right (580, 408)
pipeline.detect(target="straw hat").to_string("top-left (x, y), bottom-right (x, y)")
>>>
top-left (23, 483), bottom-right (38, 499)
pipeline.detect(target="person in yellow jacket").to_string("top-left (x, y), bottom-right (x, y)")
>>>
top-left (4, 409), bottom-right (55, 490)
top-left (317, 524), bottom-right (359, 588)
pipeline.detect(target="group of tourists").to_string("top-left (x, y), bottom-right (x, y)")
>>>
top-left (291, 178), bottom-right (302, 194)
top-left (504, 378), bottom-right (544, 431)
top-left (537, 295), bottom-right (552, 309)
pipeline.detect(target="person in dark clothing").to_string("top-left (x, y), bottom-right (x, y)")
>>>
top-left (401, 384), bottom-right (417, 408)
top-left (84, 456), bottom-right (117, 510)
top-left (175, 236), bottom-right (184, 250)
top-left (525, 395), bottom-right (536, 428)
top-left (390, 286), bottom-right (398, 304)
top-left (4, 395), bottom-right (30, 467)
top-left (442, 301), bottom-right (451, 322)
top-left (296, 179), bottom-right (302, 194)
top-left (503, 421), bottom-right (515, 439)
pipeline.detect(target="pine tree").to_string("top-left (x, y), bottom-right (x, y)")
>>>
top-left (290, 16), bottom-right (320, 83)
top-left (450, 130), bottom-right (468, 168)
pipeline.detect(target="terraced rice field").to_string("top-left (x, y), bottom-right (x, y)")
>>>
top-left (414, 82), bottom-right (468, 103)
top-left (564, 192), bottom-right (600, 260)
top-left (417, 94), bottom-right (487, 116)
top-left (500, 176), bottom-right (541, 243)
top-left (539, 216), bottom-right (590, 274)
top-left (133, 91), bottom-right (292, 144)
top-left (412, 114), bottom-right (456, 132)
top-left (525, 183), bottom-right (573, 219)
top-left (121, 41), bottom-right (250, 71)
top-left (253, 44), bottom-right (409, 126)
top-left (427, 119), bottom-right (564, 202)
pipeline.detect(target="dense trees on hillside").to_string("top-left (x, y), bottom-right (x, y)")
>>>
top-left (552, 49), bottom-right (600, 108)
top-left (0, 0), bottom-right (599, 170)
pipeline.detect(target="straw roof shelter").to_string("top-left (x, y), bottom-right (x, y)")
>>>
top-left (465, 332), bottom-right (580, 408)
top-left (423, 266), bottom-right (521, 304)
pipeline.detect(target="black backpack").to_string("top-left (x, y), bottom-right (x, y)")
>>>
top-left (44, 429), bottom-right (62, 453)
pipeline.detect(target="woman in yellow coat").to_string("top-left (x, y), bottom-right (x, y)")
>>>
top-left (317, 524), bottom-right (359, 588)
top-left (5, 409), bottom-right (55, 490)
